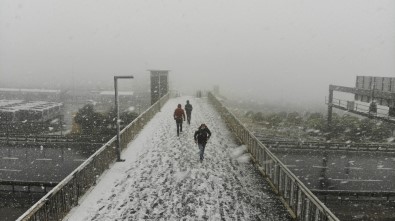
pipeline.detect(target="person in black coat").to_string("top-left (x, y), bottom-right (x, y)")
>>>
top-left (194, 123), bottom-right (211, 162)
top-left (184, 100), bottom-right (193, 124)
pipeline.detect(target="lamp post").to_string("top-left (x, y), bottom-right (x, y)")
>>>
top-left (114, 75), bottom-right (134, 162)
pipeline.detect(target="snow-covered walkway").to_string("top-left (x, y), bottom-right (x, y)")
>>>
top-left (64, 96), bottom-right (291, 221)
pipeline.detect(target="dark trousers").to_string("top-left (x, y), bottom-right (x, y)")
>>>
top-left (176, 119), bottom-right (183, 136)
top-left (198, 143), bottom-right (206, 161)
top-left (186, 112), bottom-right (191, 124)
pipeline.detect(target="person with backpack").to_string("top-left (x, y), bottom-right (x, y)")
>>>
top-left (194, 123), bottom-right (211, 162)
top-left (184, 100), bottom-right (193, 125)
top-left (173, 104), bottom-right (185, 136)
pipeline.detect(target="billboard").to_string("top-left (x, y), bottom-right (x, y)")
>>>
top-left (354, 76), bottom-right (395, 107)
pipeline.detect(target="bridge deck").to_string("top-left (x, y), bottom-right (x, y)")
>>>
top-left (64, 96), bottom-right (291, 220)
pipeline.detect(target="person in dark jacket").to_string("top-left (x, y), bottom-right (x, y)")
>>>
top-left (184, 100), bottom-right (193, 125)
top-left (194, 123), bottom-right (211, 162)
top-left (173, 104), bottom-right (185, 136)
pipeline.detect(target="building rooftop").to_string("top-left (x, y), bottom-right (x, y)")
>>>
top-left (0, 88), bottom-right (61, 93)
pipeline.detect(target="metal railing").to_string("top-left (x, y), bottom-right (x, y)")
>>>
top-left (16, 93), bottom-right (170, 221)
top-left (0, 134), bottom-right (112, 144)
top-left (260, 140), bottom-right (395, 152)
top-left (0, 180), bottom-right (58, 193)
top-left (208, 92), bottom-right (339, 221)
top-left (312, 190), bottom-right (395, 204)
top-left (325, 97), bottom-right (392, 120)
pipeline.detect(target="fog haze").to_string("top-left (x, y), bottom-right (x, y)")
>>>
top-left (1, 0), bottom-right (394, 105)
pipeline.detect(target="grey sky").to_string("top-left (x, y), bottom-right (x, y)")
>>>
top-left (1, 0), bottom-right (394, 104)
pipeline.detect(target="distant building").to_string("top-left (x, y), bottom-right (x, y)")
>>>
top-left (0, 100), bottom-right (63, 122)
top-left (88, 90), bottom-right (135, 112)
top-left (327, 76), bottom-right (395, 125)
top-left (0, 88), bottom-right (61, 101)
top-left (148, 70), bottom-right (169, 105)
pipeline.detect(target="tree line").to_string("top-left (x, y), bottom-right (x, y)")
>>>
top-left (74, 104), bottom-right (139, 136)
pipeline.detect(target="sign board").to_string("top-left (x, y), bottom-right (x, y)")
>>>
top-left (354, 76), bottom-right (395, 107)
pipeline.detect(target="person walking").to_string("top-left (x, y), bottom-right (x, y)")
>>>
top-left (173, 104), bottom-right (185, 136)
top-left (194, 123), bottom-right (211, 163)
top-left (184, 100), bottom-right (193, 125)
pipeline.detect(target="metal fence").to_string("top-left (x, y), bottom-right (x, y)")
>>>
top-left (312, 189), bottom-right (395, 204)
top-left (260, 140), bottom-right (395, 152)
top-left (325, 97), bottom-right (392, 120)
top-left (208, 92), bottom-right (339, 221)
top-left (0, 134), bottom-right (112, 144)
top-left (0, 180), bottom-right (58, 194)
top-left (16, 93), bottom-right (170, 221)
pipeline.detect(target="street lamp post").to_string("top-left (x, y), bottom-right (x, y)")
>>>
top-left (114, 75), bottom-right (134, 162)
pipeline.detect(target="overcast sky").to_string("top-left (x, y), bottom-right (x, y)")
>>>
top-left (1, 0), bottom-right (394, 104)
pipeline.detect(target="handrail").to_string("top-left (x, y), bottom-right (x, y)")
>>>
top-left (0, 134), bottom-right (112, 144)
top-left (312, 189), bottom-right (395, 197)
top-left (208, 92), bottom-right (339, 221)
top-left (0, 180), bottom-right (58, 187)
top-left (16, 93), bottom-right (170, 221)
top-left (325, 97), bottom-right (392, 119)
top-left (312, 189), bottom-right (395, 203)
top-left (0, 180), bottom-right (59, 193)
top-left (261, 140), bottom-right (395, 152)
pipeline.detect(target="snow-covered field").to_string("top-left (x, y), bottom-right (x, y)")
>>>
top-left (64, 96), bottom-right (291, 221)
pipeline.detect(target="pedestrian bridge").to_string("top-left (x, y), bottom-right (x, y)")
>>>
top-left (17, 93), bottom-right (338, 221)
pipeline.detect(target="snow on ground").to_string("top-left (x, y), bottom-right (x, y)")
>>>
top-left (64, 96), bottom-right (291, 221)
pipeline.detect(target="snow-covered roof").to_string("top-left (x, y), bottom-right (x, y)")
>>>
top-left (0, 100), bottom-right (62, 112)
top-left (0, 88), bottom-right (61, 93)
top-left (98, 91), bottom-right (134, 96)
top-left (0, 99), bottom-right (24, 107)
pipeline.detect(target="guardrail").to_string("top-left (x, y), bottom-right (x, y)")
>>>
top-left (325, 97), bottom-right (394, 121)
top-left (0, 180), bottom-right (58, 193)
top-left (0, 134), bottom-right (112, 144)
top-left (312, 190), bottom-right (395, 203)
top-left (208, 92), bottom-right (339, 221)
top-left (260, 140), bottom-right (395, 152)
top-left (16, 93), bottom-right (170, 221)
